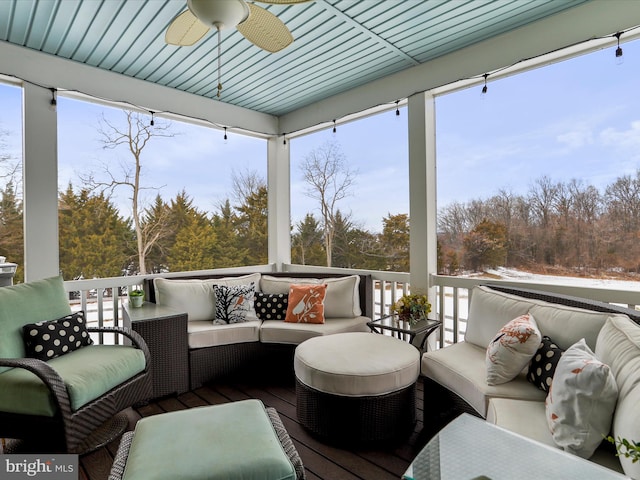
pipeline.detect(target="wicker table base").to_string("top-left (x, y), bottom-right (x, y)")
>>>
top-left (296, 378), bottom-right (416, 446)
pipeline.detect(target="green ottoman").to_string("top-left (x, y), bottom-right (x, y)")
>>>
top-left (108, 400), bottom-right (304, 480)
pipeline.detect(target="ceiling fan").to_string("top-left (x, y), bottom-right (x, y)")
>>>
top-left (165, 0), bottom-right (311, 97)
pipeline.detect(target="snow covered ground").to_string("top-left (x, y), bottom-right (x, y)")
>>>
top-left (482, 267), bottom-right (640, 291)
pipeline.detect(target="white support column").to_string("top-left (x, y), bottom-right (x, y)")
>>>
top-left (408, 92), bottom-right (437, 297)
top-left (267, 136), bottom-right (291, 271)
top-left (22, 83), bottom-right (59, 281)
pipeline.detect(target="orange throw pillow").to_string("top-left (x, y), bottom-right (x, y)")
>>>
top-left (285, 284), bottom-right (327, 324)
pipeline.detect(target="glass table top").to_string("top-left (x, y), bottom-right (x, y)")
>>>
top-left (403, 414), bottom-right (628, 480)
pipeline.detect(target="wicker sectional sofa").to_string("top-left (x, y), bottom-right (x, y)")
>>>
top-left (141, 272), bottom-right (373, 389)
top-left (421, 284), bottom-right (640, 477)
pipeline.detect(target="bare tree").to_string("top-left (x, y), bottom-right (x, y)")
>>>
top-left (80, 110), bottom-right (175, 274)
top-left (0, 126), bottom-right (21, 187)
top-left (300, 141), bottom-right (356, 267)
top-left (528, 175), bottom-right (560, 228)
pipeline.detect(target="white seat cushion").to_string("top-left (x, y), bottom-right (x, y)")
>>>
top-left (187, 320), bottom-right (261, 349)
top-left (260, 316), bottom-right (369, 344)
top-left (487, 398), bottom-right (555, 447)
top-left (422, 341), bottom-right (545, 416)
top-left (294, 332), bottom-right (419, 397)
top-left (487, 398), bottom-right (624, 473)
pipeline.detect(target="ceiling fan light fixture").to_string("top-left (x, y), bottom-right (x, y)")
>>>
top-left (187, 0), bottom-right (249, 30)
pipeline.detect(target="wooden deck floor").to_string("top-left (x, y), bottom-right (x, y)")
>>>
top-left (79, 379), bottom-right (428, 480)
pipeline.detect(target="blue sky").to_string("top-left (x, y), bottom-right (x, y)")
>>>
top-left (0, 37), bottom-right (639, 233)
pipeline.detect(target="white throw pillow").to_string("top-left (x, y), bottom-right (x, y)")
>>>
top-left (260, 275), bottom-right (361, 318)
top-left (545, 338), bottom-right (618, 459)
top-left (153, 277), bottom-right (216, 321)
top-left (486, 313), bottom-right (541, 385)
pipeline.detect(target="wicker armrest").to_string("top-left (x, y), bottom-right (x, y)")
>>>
top-left (88, 326), bottom-right (151, 367)
top-left (0, 357), bottom-right (73, 420)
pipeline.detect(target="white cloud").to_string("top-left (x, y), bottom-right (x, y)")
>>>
top-left (556, 127), bottom-right (594, 148)
top-left (599, 120), bottom-right (640, 149)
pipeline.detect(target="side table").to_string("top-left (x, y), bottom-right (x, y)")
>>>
top-left (367, 314), bottom-right (441, 353)
top-left (123, 302), bottom-right (189, 399)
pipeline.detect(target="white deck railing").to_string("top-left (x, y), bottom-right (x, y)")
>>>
top-left (61, 264), bottom-right (639, 351)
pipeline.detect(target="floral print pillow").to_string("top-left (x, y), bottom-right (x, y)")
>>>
top-left (486, 313), bottom-right (541, 385)
top-left (285, 284), bottom-right (327, 324)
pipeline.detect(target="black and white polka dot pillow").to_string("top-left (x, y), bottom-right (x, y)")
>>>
top-left (254, 293), bottom-right (288, 320)
top-left (527, 335), bottom-right (564, 392)
top-left (23, 311), bottom-right (94, 361)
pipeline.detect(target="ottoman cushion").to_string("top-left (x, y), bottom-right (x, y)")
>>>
top-left (294, 332), bottom-right (420, 396)
top-left (122, 400), bottom-right (296, 480)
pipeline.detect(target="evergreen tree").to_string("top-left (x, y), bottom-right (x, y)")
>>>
top-left (212, 200), bottom-right (248, 267)
top-left (140, 194), bottom-right (172, 273)
top-left (58, 184), bottom-right (132, 280)
top-left (234, 184), bottom-right (268, 265)
top-left (0, 183), bottom-right (23, 282)
top-left (168, 212), bottom-right (217, 272)
top-left (291, 214), bottom-right (325, 265)
top-left (463, 219), bottom-right (508, 272)
top-left (380, 213), bottom-right (410, 272)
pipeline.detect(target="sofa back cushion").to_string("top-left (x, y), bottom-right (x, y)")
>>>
top-left (597, 315), bottom-right (640, 478)
top-left (596, 315), bottom-right (640, 399)
top-left (154, 273), bottom-right (261, 322)
top-left (260, 275), bottom-right (361, 318)
top-left (465, 286), bottom-right (534, 348)
top-left (528, 303), bottom-right (613, 351)
top-left (0, 276), bottom-right (71, 373)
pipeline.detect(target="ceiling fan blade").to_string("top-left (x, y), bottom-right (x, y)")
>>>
top-left (256, 0), bottom-right (312, 4)
top-left (236, 3), bottom-right (293, 53)
top-left (165, 9), bottom-right (210, 46)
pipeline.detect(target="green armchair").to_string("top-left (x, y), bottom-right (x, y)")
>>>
top-left (0, 276), bottom-right (152, 453)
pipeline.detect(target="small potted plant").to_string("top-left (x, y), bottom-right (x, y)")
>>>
top-left (129, 288), bottom-right (145, 308)
top-left (391, 293), bottom-right (431, 323)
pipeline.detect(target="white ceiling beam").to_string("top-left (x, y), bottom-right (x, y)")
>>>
top-left (317, 0), bottom-right (419, 66)
top-left (279, 1), bottom-right (640, 135)
top-left (0, 40), bottom-right (279, 136)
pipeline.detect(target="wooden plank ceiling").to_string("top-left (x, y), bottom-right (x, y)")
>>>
top-left (0, 0), bottom-right (590, 117)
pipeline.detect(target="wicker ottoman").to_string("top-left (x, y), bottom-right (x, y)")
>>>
top-left (108, 400), bottom-right (305, 480)
top-left (294, 332), bottom-right (420, 445)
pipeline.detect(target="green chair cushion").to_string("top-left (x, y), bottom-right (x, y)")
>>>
top-left (0, 345), bottom-right (146, 416)
top-left (0, 276), bottom-right (71, 373)
top-left (123, 399), bottom-right (296, 480)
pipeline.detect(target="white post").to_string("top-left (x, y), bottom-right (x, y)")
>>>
top-left (408, 92), bottom-right (437, 299)
top-left (267, 136), bottom-right (291, 271)
top-left (22, 83), bottom-right (59, 281)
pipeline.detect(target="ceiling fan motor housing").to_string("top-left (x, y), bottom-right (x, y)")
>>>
top-left (187, 0), bottom-right (250, 30)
